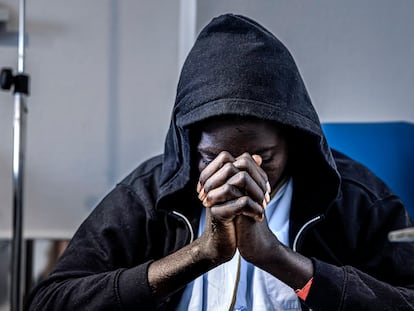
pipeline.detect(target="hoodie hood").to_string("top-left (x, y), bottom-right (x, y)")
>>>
top-left (158, 14), bottom-right (340, 218)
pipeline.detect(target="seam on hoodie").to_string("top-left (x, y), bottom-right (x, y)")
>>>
top-left (359, 195), bottom-right (403, 238)
top-left (340, 175), bottom-right (396, 201)
top-left (122, 163), bottom-right (164, 187)
top-left (120, 156), bottom-right (163, 182)
top-left (395, 286), bottom-right (414, 309)
top-left (338, 266), bottom-right (347, 311)
top-left (368, 195), bottom-right (402, 210)
top-left (118, 168), bottom-right (160, 197)
top-left (117, 183), bottom-right (157, 218)
top-left (114, 268), bottom-right (126, 311)
top-left (159, 168), bottom-right (188, 193)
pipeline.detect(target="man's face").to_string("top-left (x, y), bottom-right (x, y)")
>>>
top-left (196, 118), bottom-right (289, 192)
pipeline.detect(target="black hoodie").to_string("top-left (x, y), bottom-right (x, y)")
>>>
top-left (27, 14), bottom-right (414, 311)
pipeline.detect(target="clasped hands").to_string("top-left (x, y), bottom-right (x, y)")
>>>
top-left (196, 151), bottom-right (279, 266)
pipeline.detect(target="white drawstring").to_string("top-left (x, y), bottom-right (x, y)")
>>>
top-left (172, 210), bottom-right (195, 243)
top-left (292, 215), bottom-right (324, 252)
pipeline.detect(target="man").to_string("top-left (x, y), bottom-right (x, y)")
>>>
top-left (26, 14), bottom-right (414, 310)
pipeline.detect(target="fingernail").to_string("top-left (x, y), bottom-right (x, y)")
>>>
top-left (197, 182), bottom-right (202, 193)
top-left (258, 212), bottom-right (265, 222)
top-left (198, 188), bottom-right (206, 201)
top-left (262, 198), bottom-right (267, 210)
top-left (265, 191), bottom-right (270, 203)
top-left (252, 154), bottom-right (262, 165)
top-left (266, 181), bottom-right (271, 193)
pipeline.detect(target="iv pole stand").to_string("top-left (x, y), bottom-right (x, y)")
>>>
top-left (0, 0), bottom-right (29, 310)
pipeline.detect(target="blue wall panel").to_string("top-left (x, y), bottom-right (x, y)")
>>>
top-left (322, 122), bottom-right (414, 218)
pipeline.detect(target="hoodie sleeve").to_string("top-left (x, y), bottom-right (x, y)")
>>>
top-left (306, 259), bottom-right (414, 311)
top-left (25, 185), bottom-right (160, 311)
top-left (304, 195), bottom-right (414, 311)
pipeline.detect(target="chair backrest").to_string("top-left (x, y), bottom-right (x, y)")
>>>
top-left (322, 122), bottom-right (414, 218)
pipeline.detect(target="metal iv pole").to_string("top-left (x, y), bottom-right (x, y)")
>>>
top-left (0, 0), bottom-right (29, 310)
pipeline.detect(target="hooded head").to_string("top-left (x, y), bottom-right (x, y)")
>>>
top-left (158, 14), bottom-right (339, 218)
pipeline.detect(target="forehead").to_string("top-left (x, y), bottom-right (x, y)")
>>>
top-left (196, 117), bottom-right (285, 153)
top-left (199, 116), bottom-right (281, 134)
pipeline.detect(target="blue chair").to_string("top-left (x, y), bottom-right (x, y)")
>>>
top-left (322, 122), bottom-right (414, 218)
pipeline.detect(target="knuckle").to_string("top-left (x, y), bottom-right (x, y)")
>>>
top-left (240, 152), bottom-right (251, 158)
top-left (203, 194), bottom-right (211, 206)
top-left (222, 183), bottom-right (233, 193)
top-left (236, 171), bottom-right (249, 187)
top-left (223, 162), bottom-right (236, 174)
top-left (237, 196), bottom-right (246, 206)
top-left (236, 157), bottom-right (250, 169)
top-left (238, 196), bottom-right (250, 207)
top-left (241, 158), bottom-right (251, 169)
top-left (203, 179), bottom-right (213, 192)
top-left (199, 171), bottom-right (208, 184)
top-left (218, 151), bottom-right (233, 161)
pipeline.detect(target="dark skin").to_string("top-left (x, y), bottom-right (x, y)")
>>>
top-left (148, 118), bottom-right (314, 299)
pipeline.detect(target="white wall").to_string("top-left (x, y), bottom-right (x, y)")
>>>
top-left (0, 0), bottom-right (180, 238)
top-left (0, 0), bottom-right (412, 239)
top-left (196, 0), bottom-right (414, 123)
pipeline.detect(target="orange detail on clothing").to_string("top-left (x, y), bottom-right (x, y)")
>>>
top-left (295, 277), bottom-right (314, 301)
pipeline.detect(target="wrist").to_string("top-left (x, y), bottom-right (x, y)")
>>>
top-left (197, 233), bottom-right (235, 266)
top-left (253, 241), bottom-right (314, 290)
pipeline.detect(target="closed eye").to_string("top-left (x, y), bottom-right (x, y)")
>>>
top-left (200, 157), bottom-right (213, 166)
top-left (258, 152), bottom-right (275, 164)
top-left (198, 150), bottom-right (216, 166)
top-left (261, 156), bottom-right (273, 164)
top-left (255, 146), bottom-right (278, 164)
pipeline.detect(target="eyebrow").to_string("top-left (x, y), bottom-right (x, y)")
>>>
top-left (197, 145), bottom-right (278, 157)
top-left (253, 146), bottom-right (278, 154)
top-left (197, 148), bottom-right (217, 157)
